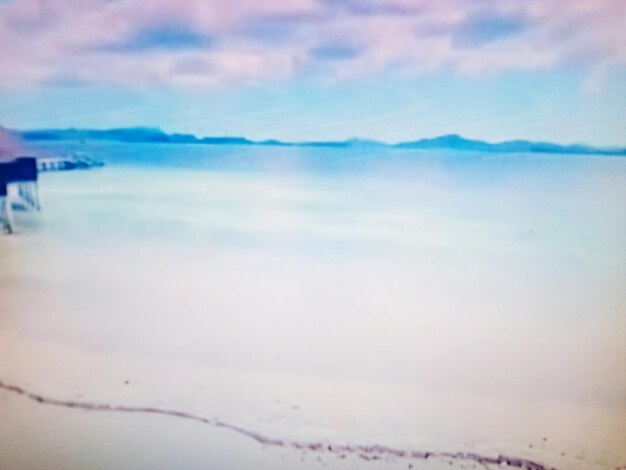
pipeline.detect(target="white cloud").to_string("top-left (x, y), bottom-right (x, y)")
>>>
top-left (0, 0), bottom-right (624, 88)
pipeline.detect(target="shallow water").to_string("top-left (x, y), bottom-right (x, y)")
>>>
top-left (1, 142), bottom-right (625, 469)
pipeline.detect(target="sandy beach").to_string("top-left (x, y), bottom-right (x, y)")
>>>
top-left (1, 146), bottom-right (625, 469)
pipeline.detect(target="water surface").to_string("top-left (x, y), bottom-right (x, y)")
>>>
top-left (1, 142), bottom-right (625, 469)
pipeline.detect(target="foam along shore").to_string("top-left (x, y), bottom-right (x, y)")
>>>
top-left (0, 154), bottom-right (104, 233)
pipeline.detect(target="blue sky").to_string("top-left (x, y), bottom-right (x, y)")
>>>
top-left (0, 0), bottom-right (625, 146)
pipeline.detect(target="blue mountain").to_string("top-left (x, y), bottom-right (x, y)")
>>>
top-left (394, 134), bottom-right (623, 155)
top-left (13, 127), bottom-right (626, 156)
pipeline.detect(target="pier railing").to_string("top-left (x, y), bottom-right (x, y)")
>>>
top-left (38, 155), bottom-right (104, 172)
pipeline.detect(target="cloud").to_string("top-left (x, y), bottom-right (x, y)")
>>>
top-left (0, 0), bottom-right (624, 88)
top-left (104, 25), bottom-right (214, 52)
top-left (311, 43), bottom-right (361, 61)
top-left (454, 12), bottom-right (528, 46)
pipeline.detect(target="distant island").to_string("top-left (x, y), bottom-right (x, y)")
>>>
top-left (11, 127), bottom-right (626, 156)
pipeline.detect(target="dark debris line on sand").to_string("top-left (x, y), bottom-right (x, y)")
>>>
top-left (0, 379), bottom-right (553, 469)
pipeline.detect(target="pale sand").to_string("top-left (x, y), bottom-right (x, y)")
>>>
top-left (1, 163), bottom-right (625, 469)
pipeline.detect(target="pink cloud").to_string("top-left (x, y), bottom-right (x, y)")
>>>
top-left (0, 0), bottom-right (624, 88)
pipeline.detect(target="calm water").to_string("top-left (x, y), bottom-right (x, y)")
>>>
top-left (1, 142), bottom-right (625, 469)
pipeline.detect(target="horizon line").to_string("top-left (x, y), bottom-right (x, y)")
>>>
top-left (11, 126), bottom-right (626, 153)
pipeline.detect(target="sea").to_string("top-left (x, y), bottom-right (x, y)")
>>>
top-left (1, 141), bottom-right (625, 469)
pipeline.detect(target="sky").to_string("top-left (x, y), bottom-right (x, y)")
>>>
top-left (0, 0), bottom-right (625, 146)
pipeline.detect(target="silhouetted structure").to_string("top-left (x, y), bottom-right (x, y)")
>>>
top-left (0, 157), bottom-right (39, 233)
top-left (0, 169), bottom-right (14, 233)
top-left (1, 154), bottom-right (104, 233)
top-left (13, 157), bottom-right (40, 210)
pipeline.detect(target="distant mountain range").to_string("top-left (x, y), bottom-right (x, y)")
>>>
top-left (12, 127), bottom-right (626, 156)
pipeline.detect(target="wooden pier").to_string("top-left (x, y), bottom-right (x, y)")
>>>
top-left (37, 155), bottom-right (104, 172)
top-left (0, 155), bottom-right (103, 233)
top-left (0, 157), bottom-right (38, 234)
